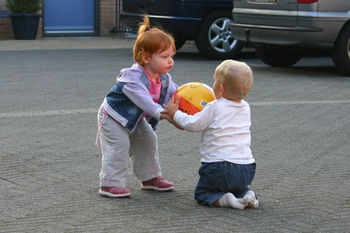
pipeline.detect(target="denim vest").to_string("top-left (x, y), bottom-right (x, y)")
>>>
top-left (105, 71), bottom-right (169, 131)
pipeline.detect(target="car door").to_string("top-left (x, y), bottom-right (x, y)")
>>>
top-left (121, 0), bottom-right (182, 30)
top-left (233, 0), bottom-right (298, 27)
top-left (123, 0), bottom-right (179, 16)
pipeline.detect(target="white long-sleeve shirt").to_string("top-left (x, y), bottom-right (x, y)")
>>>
top-left (173, 97), bottom-right (255, 164)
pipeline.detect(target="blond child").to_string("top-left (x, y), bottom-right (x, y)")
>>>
top-left (96, 16), bottom-right (178, 197)
top-left (163, 60), bottom-right (259, 209)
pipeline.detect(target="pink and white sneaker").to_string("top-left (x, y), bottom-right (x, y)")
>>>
top-left (99, 187), bottom-right (131, 198)
top-left (141, 176), bottom-right (174, 191)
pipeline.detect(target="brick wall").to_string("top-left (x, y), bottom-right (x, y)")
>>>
top-left (100, 0), bottom-right (117, 36)
top-left (0, 0), bottom-right (120, 39)
top-left (0, 18), bottom-right (12, 39)
top-left (0, 0), bottom-right (13, 39)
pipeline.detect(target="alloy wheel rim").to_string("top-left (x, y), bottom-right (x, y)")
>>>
top-left (208, 18), bottom-right (238, 53)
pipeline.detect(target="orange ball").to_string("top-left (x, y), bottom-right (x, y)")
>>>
top-left (173, 82), bottom-right (215, 115)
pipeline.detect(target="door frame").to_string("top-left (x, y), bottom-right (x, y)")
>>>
top-left (42, 0), bottom-right (100, 37)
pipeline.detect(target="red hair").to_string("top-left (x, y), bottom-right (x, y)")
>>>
top-left (133, 16), bottom-right (176, 66)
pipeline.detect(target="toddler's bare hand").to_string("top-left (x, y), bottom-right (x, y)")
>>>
top-left (160, 101), bottom-right (183, 130)
top-left (167, 96), bottom-right (180, 118)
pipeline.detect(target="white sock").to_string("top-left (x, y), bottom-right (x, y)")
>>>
top-left (218, 193), bottom-right (245, 210)
top-left (237, 197), bottom-right (246, 205)
top-left (243, 190), bottom-right (259, 208)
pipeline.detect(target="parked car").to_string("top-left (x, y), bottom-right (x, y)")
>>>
top-left (230, 0), bottom-right (350, 76)
top-left (120, 0), bottom-right (244, 59)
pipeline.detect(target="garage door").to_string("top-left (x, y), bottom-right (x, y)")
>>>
top-left (44, 0), bottom-right (97, 35)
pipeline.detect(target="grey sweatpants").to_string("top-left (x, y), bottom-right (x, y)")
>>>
top-left (97, 105), bottom-right (162, 188)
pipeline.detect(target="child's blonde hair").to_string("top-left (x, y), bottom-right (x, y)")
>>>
top-left (215, 60), bottom-right (253, 100)
top-left (133, 16), bottom-right (176, 66)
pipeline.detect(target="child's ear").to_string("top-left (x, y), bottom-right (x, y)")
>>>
top-left (220, 84), bottom-right (225, 97)
top-left (141, 53), bottom-right (150, 64)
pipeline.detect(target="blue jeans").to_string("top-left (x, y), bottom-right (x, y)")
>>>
top-left (194, 161), bottom-right (256, 206)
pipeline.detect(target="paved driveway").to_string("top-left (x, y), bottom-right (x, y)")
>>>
top-left (0, 38), bottom-right (349, 232)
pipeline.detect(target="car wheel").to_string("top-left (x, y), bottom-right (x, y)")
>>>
top-left (195, 11), bottom-right (244, 60)
top-left (173, 34), bottom-right (186, 50)
top-left (332, 24), bottom-right (350, 76)
top-left (255, 45), bottom-right (301, 67)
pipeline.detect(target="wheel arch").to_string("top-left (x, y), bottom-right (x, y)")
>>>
top-left (333, 19), bottom-right (350, 48)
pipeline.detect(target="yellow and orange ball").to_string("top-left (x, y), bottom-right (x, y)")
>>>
top-left (173, 82), bottom-right (215, 115)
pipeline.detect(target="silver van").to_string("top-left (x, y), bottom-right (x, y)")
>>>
top-left (230, 0), bottom-right (350, 76)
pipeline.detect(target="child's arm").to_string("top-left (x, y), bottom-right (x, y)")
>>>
top-left (165, 96), bottom-right (215, 132)
top-left (123, 82), bottom-right (164, 119)
top-left (160, 112), bottom-right (184, 130)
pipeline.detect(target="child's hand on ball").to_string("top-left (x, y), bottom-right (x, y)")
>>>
top-left (166, 96), bottom-right (180, 118)
top-left (160, 97), bottom-right (183, 130)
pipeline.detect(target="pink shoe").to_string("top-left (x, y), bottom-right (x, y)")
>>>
top-left (141, 176), bottom-right (174, 191)
top-left (99, 187), bottom-right (131, 198)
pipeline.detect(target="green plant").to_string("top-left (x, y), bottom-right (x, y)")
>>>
top-left (6, 0), bottom-right (42, 14)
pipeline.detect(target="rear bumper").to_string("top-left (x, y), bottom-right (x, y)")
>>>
top-left (231, 23), bottom-right (322, 32)
top-left (230, 22), bottom-right (336, 49)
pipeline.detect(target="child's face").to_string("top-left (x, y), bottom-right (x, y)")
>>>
top-left (143, 46), bottom-right (175, 76)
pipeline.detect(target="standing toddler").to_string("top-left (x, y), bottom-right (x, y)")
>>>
top-left (96, 16), bottom-right (178, 197)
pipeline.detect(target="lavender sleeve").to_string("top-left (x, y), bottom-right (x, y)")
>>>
top-left (165, 77), bottom-right (179, 103)
top-left (122, 82), bottom-right (164, 120)
top-left (122, 72), bottom-right (179, 120)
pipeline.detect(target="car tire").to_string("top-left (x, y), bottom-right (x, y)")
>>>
top-left (255, 45), bottom-right (301, 67)
top-left (195, 11), bottom-right (244, 60)
top-left (332, 24), bottom-right (350, 76)
top-left (173, 34), bottom-right (186, 50)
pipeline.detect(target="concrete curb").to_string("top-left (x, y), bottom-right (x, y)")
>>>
top-left (0, 35), bottom-right (135, 51)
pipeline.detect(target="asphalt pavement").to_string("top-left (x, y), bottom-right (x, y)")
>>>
top-left (0, 35), bottom-right (349, 233)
